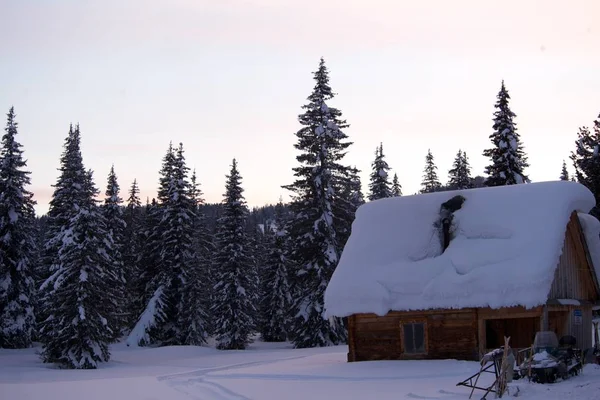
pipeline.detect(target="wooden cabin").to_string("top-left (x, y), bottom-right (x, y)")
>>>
top-left (324, 181), bottom-right (600, 362)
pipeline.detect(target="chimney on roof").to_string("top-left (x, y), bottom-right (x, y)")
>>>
top-left (438, 195), bottom-right (466, 253)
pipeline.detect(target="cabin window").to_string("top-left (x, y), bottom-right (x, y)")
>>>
top-left (400, 320), bottom-right (428, 354)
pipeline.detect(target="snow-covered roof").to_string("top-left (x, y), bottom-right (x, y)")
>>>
top-left (324, 181), bottom-right (600, 317)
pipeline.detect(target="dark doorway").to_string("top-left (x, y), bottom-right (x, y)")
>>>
top-left (485, 317), bottom-right (539, 348)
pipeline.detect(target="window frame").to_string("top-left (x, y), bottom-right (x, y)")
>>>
top-left (399, 318), bottom-right (429, 355)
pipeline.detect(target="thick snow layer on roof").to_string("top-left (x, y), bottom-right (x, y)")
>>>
top-left (324, 181), bottom-right (596, 317)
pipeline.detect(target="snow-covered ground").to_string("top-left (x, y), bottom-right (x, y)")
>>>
top-left (2, 340), bottom-right (600, 400)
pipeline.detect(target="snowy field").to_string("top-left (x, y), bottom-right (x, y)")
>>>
top-left (2, 340), bottom-right (600, 400)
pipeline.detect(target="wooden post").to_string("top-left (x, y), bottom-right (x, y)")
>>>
top-left (478, 315), bottom-right (486, 358)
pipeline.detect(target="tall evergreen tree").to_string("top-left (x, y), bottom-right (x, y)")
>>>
top-left (483, 81), bottom-right (530, 186)
top-left (0, 107), bottom-right (37, 348)
top-left (212, 159), bottom-right (257, 350)
top-left (447, 149), bottom-right (473, 190)
top-left (420, 149), bottom-right (442, 193)
top-left (123, 179), bottom-right (143, 327)
top-left (259, 199), bottom-right (292, 342)
top-left (127, 145), bottom-right (175, 346)
top-left (128, 143), bottom-right (208, 345)
top-left (282, 58), bottom-right (349, 348)
top-left (560, 160), bottom-right (570, 181)
top-left (349, 167), bottom-right (365, 207)
top-left (391, 173), bottom-right (402, 196)
top-left (39, 125), bottom-right (120, 369)
top-left (368, 143), bottom-right (392, 201)
top-left (181, 168), bottom-right (212, 345)
top-left (130, 197), bottom-right (161, 337)
top-left (337, 166), bottom-right (363, 249)
top-left (102, 165), bottom-right (127, 336)
top-left (571, 113), bottom-right (600, 219)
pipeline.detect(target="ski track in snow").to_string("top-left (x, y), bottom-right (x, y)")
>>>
top-left (158, 355), bottom-right (311, 400)
top-left (157, 353), bottom-right (469, 400)
top-left (4, 343), bottom-right (600, 400)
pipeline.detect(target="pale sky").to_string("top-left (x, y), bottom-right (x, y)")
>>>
top-left (1, 0), bottom-right (599, 215)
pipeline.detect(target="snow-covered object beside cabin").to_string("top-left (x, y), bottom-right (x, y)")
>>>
top-left (324, 181), bottom-right (598, 318)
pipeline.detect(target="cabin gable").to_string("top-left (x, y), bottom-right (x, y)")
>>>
top-left (548, 212), bottom-right (600, 302)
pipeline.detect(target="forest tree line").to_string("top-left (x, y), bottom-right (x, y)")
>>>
top-left (0, 58), bottom-right (599, 369)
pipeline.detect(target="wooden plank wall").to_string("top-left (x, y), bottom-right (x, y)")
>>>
top-left (565, 305), bottom-right (594, 350)
top-left (548, 212), bottom-right (599, 301)
top-left (350, 309), bottom-right (478, 362)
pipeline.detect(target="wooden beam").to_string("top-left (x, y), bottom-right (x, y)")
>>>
top-left (477, 310), bottom-right (486, 359)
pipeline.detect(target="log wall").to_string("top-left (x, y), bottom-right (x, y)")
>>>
top-left (349, 309), bottom-right (478, 362)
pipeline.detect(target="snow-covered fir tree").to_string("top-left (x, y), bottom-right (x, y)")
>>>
top-left (420, 149), bottom-right (442, 193)
top-left (368, 143), bottom-right (392, 201)
top-left (337, 166), bottom-right (363, 249)
top-left (282, 58), bottom-right (350, 348)
top-left (560, 160), bottom-right (570, 181)
top-left (129, 143), bottom-right (209, 345)
top-left (123, 179), bottom-right (143, 327)
top-left (102, 165), bottom-right (127, 336)
top-left (391, 173), bottom-right (402, 196)
top-left (0, 107), bottom-right (37, 348)
top-left (181, 168), bottom-right (212, 345)
top-left (127, 145), bottom-right (175, 346)
top-left (132, 197), bottom-right (161, 330)
top-left (211, 159), bottom-right (258, 350)
top-left (571, 113), bottom-right (600, 219)
top-left (483, 81), bottom-right (530, 186)
top-left (259, 199), bottom-right (292, 342)
top-left (447, 149), bottom-right (473, 190)
top-left (37, 124), bottom-right (80, 332)
top-left (39, 125), bottom-right (120, 369)
top-left (349, 167), bottom-right (365, 207)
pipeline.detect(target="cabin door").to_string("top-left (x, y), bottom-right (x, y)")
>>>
top-left (484, 317), bottom-right (539, 349)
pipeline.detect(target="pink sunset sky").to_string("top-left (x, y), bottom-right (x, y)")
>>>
top-left (1, 0), bottom-right (599, 214)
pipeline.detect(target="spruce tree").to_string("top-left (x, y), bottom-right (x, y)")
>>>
top-left (129, 143), bottom-right (208, 345)
top-left (130, 197), bottom-right (161, 338)
top-left (283, 58), bottom-right (349, 348)
top-left (391, 173), bottom-right (402, 196)
top-left (447, 150), bottom-right (473, 190)
top-left (37, 125), bottom-right (77, 334)
top-left (181, 168), bottom-right (212, 345)
top-left (259, 199), bottom-right (292, 342)
top-left (349, 167), bottom-right (365, 207)
top-left (483, 81), bottom-right (530, 186)
top-left (420, 149), bottom-right (442, 193)
top-left (368, 143), bottom-right (392, 201)
top-left (102, 165), bottom-right (127, 336)
top-left (571, 113), bottom-right (600, 219)
top-left (560, 160), bottom-right (570, 181)
top-left (189, 171), bottom-right (215, 330)
top-left (212, 159), bottom-right (257, 350)
top-left (337, 166), bottom-right (363, 249)
top-left (0, 107), bottom-right (37, 348)
top-left (127, 145), bottom-right (175, 346)
top-left (39, 125), bottom-right (120, 369)
top-left (123, 179), bottom-right (143, 327)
